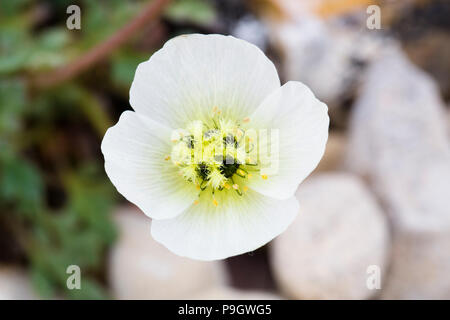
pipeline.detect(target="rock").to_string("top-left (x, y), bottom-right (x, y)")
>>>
top-left (192, 286), bottom-right (281, 300)
top-left (314, 132), bottom-right (347, 172)
top-left (447, 107), bottom-right (450, 140)
top-left (109, 207), bottom-right (227, 299)
top-left (0, 267), bottom-right (37, 300)
top-left (267, 15), bottom-right (389, 108)
top-left (345, 49), bottom-right (450, 299)
top-left (231, 15), bottom-right (268, 50)
top-left (271, 173), bottom-right (389, 300)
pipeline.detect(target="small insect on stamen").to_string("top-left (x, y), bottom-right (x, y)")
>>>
top-left (261, 174), bottom-right (268, 180)
top-left (232, 184), bottom-right (239, 190)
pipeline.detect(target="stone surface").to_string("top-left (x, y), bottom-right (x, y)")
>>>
top-left (268, 15), bottom-right (389, 108)
top-left (447, 107), bottom-right (450, 140)
top-left (0, 267), bottom-right (37, 300)
top-left (192, 286), bottom-right (281, 300)
top-left (271, 173), bottom-right (389, 300)
top-left (345, 49), bottom-right (450, 299)
top-left (314, 132), bottom-right (347, 173)
top-left (109, 206), bottom-right (226, 299)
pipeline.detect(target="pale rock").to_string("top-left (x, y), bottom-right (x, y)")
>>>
top-left (0, 267), bottom-right (37, 300)
top-left (192, 286), bottom-right (281, 300)
top-left (447, 107), bottom-right (450, 140)
top-left (268, 15), bottom-right (389, 107)
top-left (109, 206), bottom-right (226, 299)
top-left (232, 15), bottom-right (268, 51)
top-left (271, 173), bottom-right (389, 299)
top-left (345, 49), bottom-right (450, 299)
top-left (314, 132), bottom-right (347, 172)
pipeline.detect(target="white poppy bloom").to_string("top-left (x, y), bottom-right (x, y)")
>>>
top-left (101, 34), bottom-right (329, 261)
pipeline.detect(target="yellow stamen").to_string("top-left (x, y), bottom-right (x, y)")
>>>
top-left (224, 183), bottom-right (231, 190)
top-left (261, 174), bottom-right (268, 180)
top-left (212, 199), bottom-right (218, 206)
top-left (196, 184), bottom-right (201, 190)
top-left (237, 169), bottom-right (246, 176)
top-left (164, 155), bottom-right (171, 161)
top-left (243, 186), bottom-right (248, 192)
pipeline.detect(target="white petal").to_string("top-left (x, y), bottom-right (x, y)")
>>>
top-left (248, 81), bottom-right (329, 199)
top-left (151, 189), bottom-right (299, 261)
top-left (101, 111), bottom-right (197, 219)
top-left (130, 34), bottom-right (280, 128)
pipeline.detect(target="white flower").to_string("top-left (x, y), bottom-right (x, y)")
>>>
top-left (101, 34), bottom-right (329, 261)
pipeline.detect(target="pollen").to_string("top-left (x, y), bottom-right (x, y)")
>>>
top-left (243, 117), bottom-right (250, 123)
top-left (194, 200), bottom-right (199, 205)
top-left (212, 199), bottom-right (218, 206)
top-left (169, 117), bottom-right (264, 201)
top-left (261, 174), bottom-right (268, 180)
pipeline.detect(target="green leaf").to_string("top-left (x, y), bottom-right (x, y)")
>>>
top-left (166, 0), bottom-right (216, 25)
top-left (0, 147), bottom-right (44, 214)
top-left (0, 79), bottom-right (26, 134)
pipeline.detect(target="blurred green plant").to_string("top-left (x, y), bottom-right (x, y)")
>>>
top-left (0, 0), bottom-right (217, 299)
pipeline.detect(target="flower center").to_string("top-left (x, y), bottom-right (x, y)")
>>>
top-left (167, 109), bottom-right (260, 206)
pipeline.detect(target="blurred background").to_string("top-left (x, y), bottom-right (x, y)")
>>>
top-left (0, 0), bottom-right (449, 299)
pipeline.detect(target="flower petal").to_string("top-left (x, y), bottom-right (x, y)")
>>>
top-left (248, 81), bottom-right (329, 199)
top-left (101, 111), bottom-right (197, 219)
top-left (151, 189), bottom-right (299, 261)
top-left (130, 34), bottom-right (280, 128)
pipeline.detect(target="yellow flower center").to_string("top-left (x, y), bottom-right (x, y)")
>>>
top-left (168, 109), bottom-right (261, 205)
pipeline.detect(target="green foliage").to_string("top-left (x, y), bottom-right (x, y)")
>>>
top-left (0, 145), bottom-right (43, 214)
top-left (166, 0), bottom-right (216, 25)
top-left (0, 0), bottom-right (218, 300)
top-left (27, 165), bottom-right (117, 299)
